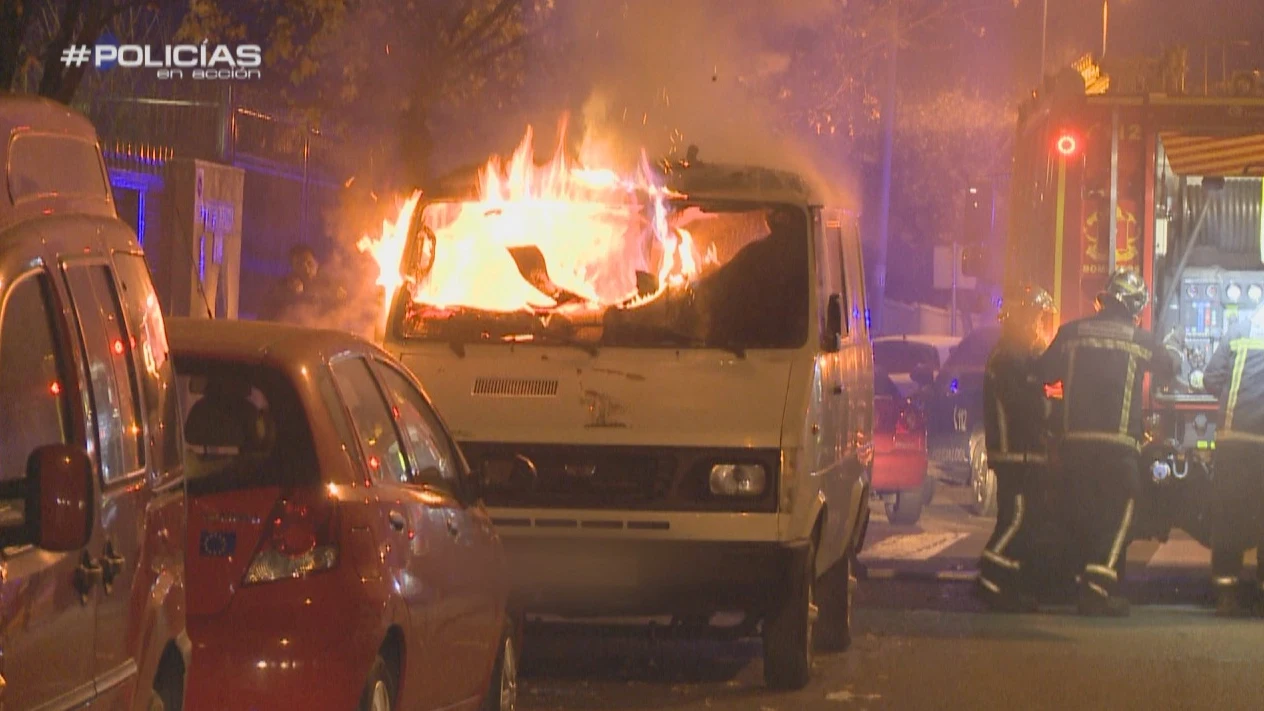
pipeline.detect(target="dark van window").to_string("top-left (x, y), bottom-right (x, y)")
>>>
top-left (64, 264), bottom-right (145, 483)
top-left (113, 253), bottom-right (181, 478)
top-left (175, 360), bottom-right (318, 493)
top-left (0, 273), bottom-right (72, 532)
top-left (7, 133), bottom-right (109, 203)
top-left (0, 273), bottom-right (72, 483)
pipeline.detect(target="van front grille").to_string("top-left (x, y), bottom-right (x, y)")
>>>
top-left (472, 377), bottom-right (559, 397)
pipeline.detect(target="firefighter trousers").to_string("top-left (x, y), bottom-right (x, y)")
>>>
top-left (979, 461), bottom-right (1039, 597)
top-left (1211, 438), bottom-right (1264, 590)
top-left (1059, 440), bottom-right (1139, 600)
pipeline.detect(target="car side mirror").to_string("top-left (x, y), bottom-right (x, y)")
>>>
top-left (826, 294), bottom-right (843, 352)
top-left (911, 363), bottom-right (935, 387)
top-left (27, 444), bottom-right (94, 552)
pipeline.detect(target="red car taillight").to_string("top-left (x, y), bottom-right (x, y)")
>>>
top-left (243, 488), bottom-right (339, 586)
top-left (896, 400), bottom-right (923, 434)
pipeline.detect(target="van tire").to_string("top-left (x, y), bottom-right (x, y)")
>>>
top-left (885, 487), bottom-right (925, 525)
top-left (763, 540), bottom-right (815, 690)
top-left (815, 552), bottom-right (853, 652)
top-left (359, 656), bottom-right (397, 711)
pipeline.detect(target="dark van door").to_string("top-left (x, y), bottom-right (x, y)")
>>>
top-left (0, 267), bottom-right (97, 709)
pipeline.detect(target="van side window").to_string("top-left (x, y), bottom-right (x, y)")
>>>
top-left (816, 208), bottom-right (847, 343)
top-left (370, 361), bottom-right (460, 492)
top-left (113, 253), bottom-right (181, 479)
top-left (330, 357), bottom-right (410, 485)
top-left (0, 273), bottom-right (72, 487)
top-left (64, 264), bottom-right (146, 483)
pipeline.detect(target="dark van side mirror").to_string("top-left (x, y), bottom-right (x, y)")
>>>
top-left (826, 294), bottom-right (843, 352)
top-left (911, 363), bottom-right (935, 387)
top-left (27, 444), bottom-right (94, 551)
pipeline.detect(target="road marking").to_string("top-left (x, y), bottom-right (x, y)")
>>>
top-left (860, 532), bottom-right (969, 560)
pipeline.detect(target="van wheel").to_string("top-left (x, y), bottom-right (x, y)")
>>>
top-left (968, 431), bottom-right (997, 517)
top-left (763, 539), bottom-right (815, 690)
top-left (884, 487), bottom-right (925, 525)
top-left (482, 620), bottom-right (519, 711)
top-left (815, 552), bottom-right (853, 652)
top-left (359, 656), bottom-right (397, 711)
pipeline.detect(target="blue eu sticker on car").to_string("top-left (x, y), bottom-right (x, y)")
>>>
top-left (200, 530), bottom-right (237, 557)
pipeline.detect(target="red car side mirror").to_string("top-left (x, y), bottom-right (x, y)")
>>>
top-left (27, 444), bottom-right (94, 552)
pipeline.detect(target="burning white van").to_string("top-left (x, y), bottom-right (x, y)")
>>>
top-left (378, 142), bottom-right (874, 689)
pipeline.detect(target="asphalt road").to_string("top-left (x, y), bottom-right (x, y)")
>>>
top-left (517, 481), bottom-right (1264, 710)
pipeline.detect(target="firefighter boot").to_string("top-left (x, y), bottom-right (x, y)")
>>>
top-left (1076, 582), bottom-right (1130, 617)
top-left (975, 577), bottom-right (1038, 613)
top-left (1213, 579), bottom-right (1251, 618)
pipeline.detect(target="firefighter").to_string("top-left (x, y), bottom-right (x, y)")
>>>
top-left (1201, 306), bottom-right (1264, 617)
top-left (976, 284), bottom-right (1059, 612)
top-left (1038, 267), bottom-right (1177, 616)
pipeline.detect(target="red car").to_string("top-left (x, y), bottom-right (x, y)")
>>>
top-left (169, 318), bottom-right (517, 711)
top-left (872, 369), bottom-right (931, 524)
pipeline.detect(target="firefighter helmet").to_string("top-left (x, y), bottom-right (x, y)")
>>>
top-left (998, 284), bottom-right (1056, 323)
top-left (1097, 267), bottom-right (1149, 318)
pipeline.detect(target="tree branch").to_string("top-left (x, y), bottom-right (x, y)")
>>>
top-left (450, 0), bottom-right (519, 57)
top-left (459, 29), bottom-right (531, 72)
top-left (0, 0), bottom-right (36, 92)
top-left (37, 0), bottom-right (87, 97)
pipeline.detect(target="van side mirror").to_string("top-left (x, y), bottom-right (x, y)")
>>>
top-left (27, 444), bottom-right (94, 551)
top-left (826, 294), bottom-right (843, 351)
top-left (911, 363), bottom-right (935, 387)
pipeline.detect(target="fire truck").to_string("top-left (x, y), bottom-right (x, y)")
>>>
top-left (1001, 52), bottom-right (1264, 545)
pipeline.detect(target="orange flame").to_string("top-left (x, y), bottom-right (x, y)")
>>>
top-left (357, 118), bottom-right (708, 327)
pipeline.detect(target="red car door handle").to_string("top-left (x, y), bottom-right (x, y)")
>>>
top-left (387, 510), bottom-right (407, 532)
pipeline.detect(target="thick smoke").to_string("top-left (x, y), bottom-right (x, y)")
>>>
top-left (436, 0), bottom-right (858, 202)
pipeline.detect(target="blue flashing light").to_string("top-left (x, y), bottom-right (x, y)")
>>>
top-left (950, 378), bottom-right (959, 395)
top-left (864, 308), bottom-right (872, 330)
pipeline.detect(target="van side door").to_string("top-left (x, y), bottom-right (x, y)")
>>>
top-left (0, 267), bottom-right (97, 709)
top-left (836, 217), bottom-right (874, 464)
top-left (60, 259), bottom-right (152, 702)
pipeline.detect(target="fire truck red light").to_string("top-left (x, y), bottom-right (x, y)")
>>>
top-left (50, 381), bottom-right (61, 396)
top-left (1056, 135), bottom-right (1078, 156)
top-left (112, 339), bottom-right (125, 355)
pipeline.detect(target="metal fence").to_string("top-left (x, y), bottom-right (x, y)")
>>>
top-left (86, 92), bottom-right (350, 316)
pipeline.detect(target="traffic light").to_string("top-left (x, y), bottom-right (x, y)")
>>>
top-left (963, 184), bottom-right (992, 244)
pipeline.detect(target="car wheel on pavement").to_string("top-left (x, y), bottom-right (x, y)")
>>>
top-left (359, 656), bottom-right (397, 711)
top-left (482, 620), bottom-right (519, 711)
top-left (763, 538), bottom-right (816, 690)
top-left (922, 474), bottom-right (937, 506)
top-left (885, 487), bottom-right (925, 525)
top-left (969, 433), bottom-right (997, 517)
top-left (815, 552), bottom-right (853, 652)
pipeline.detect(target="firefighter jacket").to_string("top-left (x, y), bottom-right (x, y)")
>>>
top-left (1037, 311), bottom-right (1177, 450)
top-left (983, 342), bottom-right (1049, 465)
top-left (1203, 315), bottom-right (1264, 443)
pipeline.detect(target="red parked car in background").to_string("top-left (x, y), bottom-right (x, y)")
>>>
top-left (169, 318), bottom-right (517, 711)
top-left (872, 369), bottom-right (931, 525)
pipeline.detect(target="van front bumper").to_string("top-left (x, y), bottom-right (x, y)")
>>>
top-left (502, 536), bottom-right (809, 617)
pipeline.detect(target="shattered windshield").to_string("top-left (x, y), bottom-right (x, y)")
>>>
top-left (395, 198), bottom-right (809, 351)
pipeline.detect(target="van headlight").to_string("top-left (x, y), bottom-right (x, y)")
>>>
top-left (709, 464), bottom-right (767, 496)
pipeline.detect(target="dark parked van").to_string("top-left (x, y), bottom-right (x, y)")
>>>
top-left (0, 96), bottom-right (189, 710)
